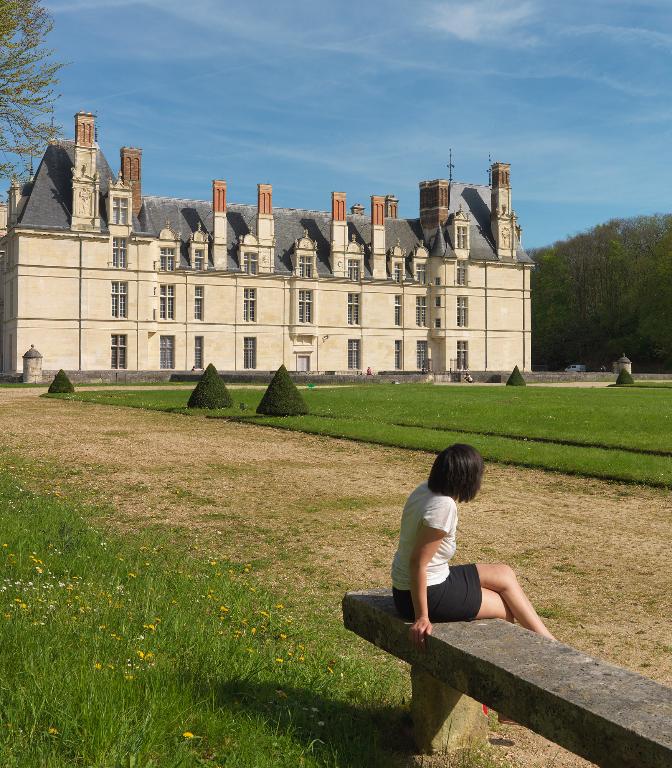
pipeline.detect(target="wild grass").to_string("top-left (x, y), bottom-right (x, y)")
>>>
top-left (52, 385), bottom-right (672, 487)
top-left (0, 467), bottom-right (412, 767)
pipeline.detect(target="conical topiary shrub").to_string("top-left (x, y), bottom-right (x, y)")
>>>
top-left (48, 369), bottom-right (74, 394)
top-left (256, 365), bottom-right (308, 416)
top-left (187, 363), bottom-right (232, 409)
top-left (506, 365), bottom-right (526, 386)
top-left (615, 368), bottom-right (634, 386)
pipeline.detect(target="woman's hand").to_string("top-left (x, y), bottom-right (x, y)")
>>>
top-left (409, 616), bottom-right (432, 650)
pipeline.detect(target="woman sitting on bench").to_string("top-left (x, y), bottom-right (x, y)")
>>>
top-left (391, 443), bottom-right (556, 650)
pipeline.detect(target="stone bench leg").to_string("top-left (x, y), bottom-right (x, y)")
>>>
top-left (411, 666), bottom-right (487, 754)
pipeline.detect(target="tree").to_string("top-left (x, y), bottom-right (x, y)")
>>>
top-left (615, 368), bottom-right (634, 386)
top-left (256, 365), bottom-right (308, 416)
top-left (506, 365), bottom-right (526, 387)
top-left (0, 0), bottom-right (62, 179)
top-left (47, 369), bottom-right (73, 393)
top-left (187, 363), bottom-right (232, 409)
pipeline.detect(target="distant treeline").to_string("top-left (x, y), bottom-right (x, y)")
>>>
top-left (530, 214), bottom-right (672, 371)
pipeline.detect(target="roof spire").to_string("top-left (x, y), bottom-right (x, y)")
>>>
top-left (447, 148), bottom-right (454, 183)
top-left (430, 222), bottom-right (447, 258)
top-left (487, 153), bottom-right (492, 185)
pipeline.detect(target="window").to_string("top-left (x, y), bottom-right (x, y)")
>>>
top-left (394, 340), bottom-right (402, 370)
top-left (457, 340), bottom-right (468, 370)
top-left (415, 296), bottom-right (427, 327)
top-left (435, 318), bottom-right (441, 328)
top-left (417, 341), bottom-right (428, 370)
top-left (416, 263), bottom-right (427, 284)
top-left (393, 263), bottom-right (402, 283)
top-left (243, 337), bottom-right (257, 369)
top-left (194, 286), bottom-right (204, 320)
top-left (347, 339), bottom-right (360, 370)
top-left (111, 281), bottom-right (127, 318)
top-left (435, 277), bottom-right (441, 286)
top-left (298, 290), bottom-right (313, 323)
top-left (160, 248), bottom-right (175, 271)
top-left (457, 296), bottom-right (468, 327)
top-left (160, 284), bottom-right (175, 320)
top-left (112, 197), bottom-right (128, 225)
top-left (194, 336), bottom-right (203, 369)
top-left (299, 255), bottom-right (312, 278)
top-left (160, 335), bottom-right (175, 369)
top-left (456, 262), bottom-right (468, 286)
top-left (347, 293), bottom-right (360, 325)
top-left (435, 296), bottom-right (441, 308)
top-left (394, 295), bottom-right (402, 326)
top-left (194, 249), bottom-right (205, 271)
top-left (347, 259), bottom-right (360, 281)
top-left (243, 252), bottom-right (258, 275)
top-left (111, 334), bottom-right (127, 369)
top-left (112, 237), bottom-right (127, 268)
top-left (457, 225), bottom-right (468, 250)
top-left (243, 288), bottom-right (256, 322)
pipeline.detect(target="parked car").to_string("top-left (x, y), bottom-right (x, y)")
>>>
top-left (564, 364), bottom-right (587, 372)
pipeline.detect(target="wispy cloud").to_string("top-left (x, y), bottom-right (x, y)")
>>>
top-left (422, 0), bottom-right (540, 46)
top-left (561, 23), bottom-right (672, 51)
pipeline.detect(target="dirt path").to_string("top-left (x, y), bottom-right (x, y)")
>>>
top-left (0, 388), bottom-right (669, 768)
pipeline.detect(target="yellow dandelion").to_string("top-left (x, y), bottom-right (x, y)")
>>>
top-left (124, 674), bottom-right (134, 681)
top-left (327, 667), bottom-right (334, 674)
top-left (127, 572), bottom-right (137, 578)
top-left (136, 650), bottom-right (145, 660)
top-left (182, 731), bottom-right (195, 739)
top-left (47, 727), bottom-right (58, 735)
top-left (250, 627), bottom-right (257, 634)
top-left (275, 603), bottom-right (284, 609)
top-left (94, 662), bottom-right (102, 670)
top-left (299, 656), bottom-right (305, 662)
top-left (275, 657), bottom-right (284, 664)
top-left (279, 633), bottom-right (287, 640)
top-left (219, 606), bottom-right (229, 613)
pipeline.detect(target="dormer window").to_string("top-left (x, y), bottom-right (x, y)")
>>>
top-left (393, 263), bottom-right (403, 283)
top-left (299, 255), bottom-right (313, 278)
top-left (457, 225), bottom-right (468, 250)
top-left (160, 248), bottom-right (175, 271)
top-left (347, 259), bottom-right (360, 281)
top-left (243, 252), bottom-right (258, 275)
top-left (112, 197), bottom-right (128, 225)
top-left (194, 249), bottom-right (205, 271)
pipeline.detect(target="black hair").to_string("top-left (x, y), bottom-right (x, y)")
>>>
top-left (427, 444), bottom-right (484, 502)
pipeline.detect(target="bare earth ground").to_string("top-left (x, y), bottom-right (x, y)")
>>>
top-left (0, 388), bottom-right (670, 768)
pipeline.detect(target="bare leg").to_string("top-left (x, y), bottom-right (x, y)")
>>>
top-left (476, 563), bottom-right (556, 641)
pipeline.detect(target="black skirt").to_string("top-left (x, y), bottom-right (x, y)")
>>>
top-left (393, 563), bottom-right (482, 622)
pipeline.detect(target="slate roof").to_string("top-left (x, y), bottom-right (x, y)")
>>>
top-left (15, 141), bottom-right (531, 267)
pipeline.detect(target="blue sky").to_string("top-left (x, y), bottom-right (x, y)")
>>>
top-left (33, 0), bottom-right (672, 246)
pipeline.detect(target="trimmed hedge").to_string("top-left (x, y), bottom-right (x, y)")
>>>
top-left (48, 369), bottom-right (74, 394)
top-left (506, 365), bottom-right (526, 387)
top-left (256, 365), bottom-right (308, 416)
top-left (187, 364), bottom-right (232, 409)
top-left (615, 368), bottom-right (634, 386)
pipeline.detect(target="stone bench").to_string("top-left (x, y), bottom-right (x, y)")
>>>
top-left (342, 589), bottom-right (672, 767)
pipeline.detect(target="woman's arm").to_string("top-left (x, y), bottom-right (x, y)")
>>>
top-left (408, 526), bottom-right (446, 650)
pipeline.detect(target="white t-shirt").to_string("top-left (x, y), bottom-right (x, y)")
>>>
top-left (391, 481), bottom-right (457, 590)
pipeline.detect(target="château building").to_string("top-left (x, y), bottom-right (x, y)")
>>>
top-left (0, 111), bottom-right (532, 375)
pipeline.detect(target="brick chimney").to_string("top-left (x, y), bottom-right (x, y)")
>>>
top-left (370, 195), bottom-right (386, 279)
top-left (385, 194), bottom-right (398, 219)
top-left (120, 147), bottom-right (142, 218)
top-left (212, 179), bottom-right (227, 271)
top-left (75, 112), bottom-right (95, 147)
top-left (72, 112), bottom-right (100, 231)
top-left (330, 191), bottom-right (347, 276)
top-left (419, 179), bottom-right (449, 233)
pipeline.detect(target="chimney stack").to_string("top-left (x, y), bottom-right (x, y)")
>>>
top-left (120, 147), bottom-right (143, 218)
top-left (370, 195), bottom-right (386, 279)
top-left (385, 194), bottom-right (398, 219)
top-left (212, 179), bottom-right (227, 271)
top-left (330, 191), bottom-right (347, 277)
top-left (419, 179), bottom-right (449, 234)
top-left (74, 112), bottom-right (95, 148)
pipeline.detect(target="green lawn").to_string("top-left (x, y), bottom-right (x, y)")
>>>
top-left (0, 461), bottom-right (412, 768)
top-left (50, 384), bottom-right (672, 487)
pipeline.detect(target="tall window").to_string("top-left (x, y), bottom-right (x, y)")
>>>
top-left (416, 263), bottom-right (427, 284)
top-left (456, 262), bottom-right (468, 286)
top-left (347, 339), bottom-right (360, 370)
top-left (112, 197), bottom-right (128, 225)
top-left (347, 259), bottom-right (360, 281)
top-left (194, 286), bottom-right (204, 320)
top-left (417, 341), bottom-right (428, 370)
top-left (243, 337), bottom-right (257, 369)
top-left (457, 225), bottom-right (468, 250)
top-left (299, 255), bottom-right (312, 278)
top-left (243, 252), bottom-right (258, 275)
top-left (194, 249), bottom-right (205, 271)
top-left (457, 341), bottom-right (468, 370)
top-left (298, 290), bottom-right (313, 323)
top-left (415, 296), bottom-right (427, 327)
top-left (394, 340), bottom-right (402, 370)
top-left (394, 295), bottom-right (402, 326)
top-left (435, 277), bottom-right (441, 286)
top-left (112, 237), bottom-right (127, 268)
top-left (347, 293), bottom-right (360, 325)
top-left (435, 296), bottom-right (441, 307)
top-left (243, 288), bottom-right (256, 322)
top-left (194, 336), bottom-right (204, 369)
top-left (393, 263), bottom-right (402, 283)
top-left (111, 334), bottom-right (127, 369)
top-left (160, 336), bottom-right (175, 369)
top-left (435, 318), bottom-right (441, 328)
top-left (111, 281), bottom-right (127, 318)
top-left (160, 285), bottom-right (175, 320)
top-left (160, 248), bottom-right (175, 271)
top-left (457, 296), bottom-right (468, 327)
